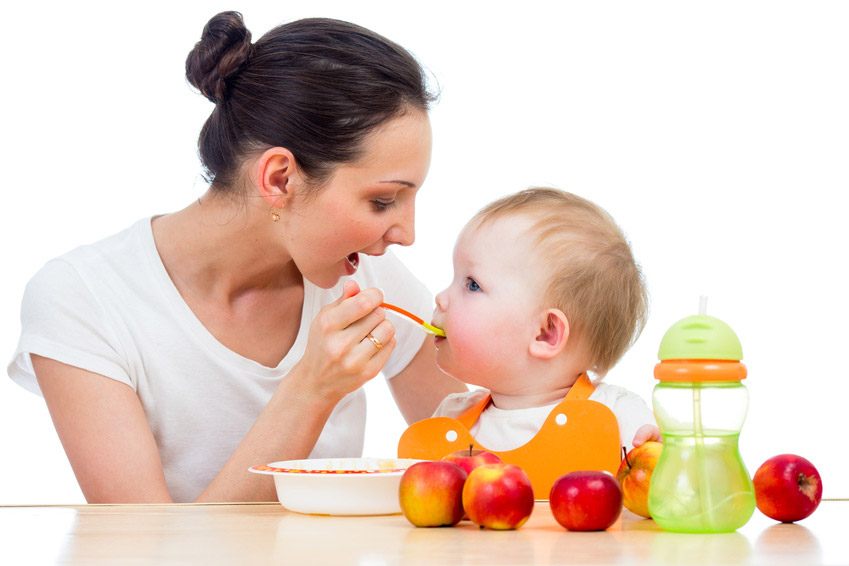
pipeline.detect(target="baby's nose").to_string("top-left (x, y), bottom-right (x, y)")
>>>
top-left (434, 289), bottom-right (449, 311)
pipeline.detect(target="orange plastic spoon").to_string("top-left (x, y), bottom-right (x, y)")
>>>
top-left (381, 303), bottom-right (446, 337)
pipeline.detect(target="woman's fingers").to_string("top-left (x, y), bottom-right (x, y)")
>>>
top-left (359, 318), bottom-right (396, 356)
top-left (340, 279), bottom-right (361, 301)
top-left (295, 285), bottom-right (398, 402)
top-left (359, 321), bottom-right (397, 376)
top-left (320, 284), bottom-right (384, 333)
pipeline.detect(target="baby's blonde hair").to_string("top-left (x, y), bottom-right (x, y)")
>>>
top-left (472, 187), bottom-right (648, 378)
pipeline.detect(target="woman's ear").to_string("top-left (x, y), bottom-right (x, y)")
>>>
top-left (255, 147), bottom-right (299, 209)
top-left (529, 309), bottom-right (569, 359)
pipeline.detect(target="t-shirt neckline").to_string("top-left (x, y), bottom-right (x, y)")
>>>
top-left (138, 217), bottom-right (313, 376)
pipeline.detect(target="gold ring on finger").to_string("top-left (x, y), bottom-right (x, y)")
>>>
top-left (366, 333), bottom-right (383, 350)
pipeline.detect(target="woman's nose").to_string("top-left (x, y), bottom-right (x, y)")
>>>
top-left (385, 202), bottom-right (415, 246)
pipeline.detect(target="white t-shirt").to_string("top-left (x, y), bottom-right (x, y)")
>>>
top-left (433, 382), bottom-right (655, 451)
top-left (8, 218), bottom-right (431, 502)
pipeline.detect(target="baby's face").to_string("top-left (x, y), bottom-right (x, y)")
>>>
top-left (432, 214), bottom-right (549, 391)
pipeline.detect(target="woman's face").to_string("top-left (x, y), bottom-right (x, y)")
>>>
top-left (285, 111), bottom-right (432, 288)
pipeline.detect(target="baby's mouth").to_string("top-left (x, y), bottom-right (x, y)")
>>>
top-left (432, 324), bottom-right (446, 340)
top-left (346, 253), bottom-right (359, 270)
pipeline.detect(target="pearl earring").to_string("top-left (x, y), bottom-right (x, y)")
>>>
top-left (271, 210), bottom-right (280, 222)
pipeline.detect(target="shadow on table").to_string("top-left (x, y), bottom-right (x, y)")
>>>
top-left (754, 523), bottom-right (823, 565)
top-left (649, 530), bottom-right (752, 565)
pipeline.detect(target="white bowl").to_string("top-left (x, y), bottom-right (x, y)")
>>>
top-left (249, 457), bottom-right (423, 516)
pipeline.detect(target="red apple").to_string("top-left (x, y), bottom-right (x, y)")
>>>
top-left (753, 454), bottom-right (823, 523)
top-left (462, 463), bottom-right (534, 530)
top-left (398, 461), bottom-right (468, 527)
top-left (442, 445), bottom-right (502, 475)
top-left (616, 441), bottom-right (662, 518)
top-left (550, 471), bottom-right (623, 531)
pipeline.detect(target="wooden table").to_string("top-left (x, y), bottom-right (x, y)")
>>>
top-left (2, 500), bottom-right (846, 565)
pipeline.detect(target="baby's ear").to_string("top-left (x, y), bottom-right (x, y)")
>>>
top-left (529, 309), bottom-right (569, 359)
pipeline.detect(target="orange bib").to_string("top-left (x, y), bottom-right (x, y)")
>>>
top-left (397, 374), bottom-right (621, 499)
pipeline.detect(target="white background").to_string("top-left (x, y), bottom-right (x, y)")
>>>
top-left (1, 1), bottom-right (846, 503)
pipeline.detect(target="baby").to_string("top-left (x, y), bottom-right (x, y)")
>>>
top-left (430, 187), bottom-right (660, 451)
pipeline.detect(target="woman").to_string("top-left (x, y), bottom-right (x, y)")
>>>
top-left (7, 11), bottom-right (464, 503)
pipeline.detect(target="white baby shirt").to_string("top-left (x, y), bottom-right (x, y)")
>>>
top-left (433, 382), bottom-right (656, 452)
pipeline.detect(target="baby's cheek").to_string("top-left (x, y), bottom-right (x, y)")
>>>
top-left (447, 330), bottom-right (501, 376)
top-left (445, 320), bottom-right (481, 354)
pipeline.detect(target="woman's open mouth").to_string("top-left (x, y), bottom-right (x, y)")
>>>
top-left (345, 252), bottom-right (360, 275)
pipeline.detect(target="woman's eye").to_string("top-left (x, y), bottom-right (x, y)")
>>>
top-left (372, 200), bottom-right (397, 212)
top-left (465, 277), bottom-right (481, 292)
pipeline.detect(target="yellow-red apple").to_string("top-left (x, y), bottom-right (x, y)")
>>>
top-left (462, 463), bottom-right (534, 530)
top-left (550, 471), bottom-right (623, 531)
top-left (616, 441), bottom-right (662, 518)
top-left (399, 461), bottom-right (467, 527)
top-left (442, 445), bottom-right (502, 475)
top-left (753, 454), bottom-right (823, 523)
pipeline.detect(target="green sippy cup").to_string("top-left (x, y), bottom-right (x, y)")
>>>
top-left (648, 298), bottom-right (756, 533)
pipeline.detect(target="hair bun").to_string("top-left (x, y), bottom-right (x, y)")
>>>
top-left (186, 11), bottom-right (252, 104)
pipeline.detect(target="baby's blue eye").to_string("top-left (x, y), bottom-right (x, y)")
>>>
top-left (466, 277), bottom-right (481, 292)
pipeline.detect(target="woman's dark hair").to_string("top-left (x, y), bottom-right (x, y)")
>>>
top-left (186, 11), bottom-right (437, 190)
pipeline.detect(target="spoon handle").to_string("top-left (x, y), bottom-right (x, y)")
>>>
top-left (381, 303), bottom-right (446, 337)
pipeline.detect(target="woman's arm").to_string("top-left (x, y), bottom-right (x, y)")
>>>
top-left (34, 356), bottom-right (173, 503)
top-left (34, 355), bottom-right (344, 502)
top-left (34, 281), bottom-right (396, 503)
top-left (195, 360), bottom-right (348, 502)
top-left (387, 338), bottom-right (467, 424)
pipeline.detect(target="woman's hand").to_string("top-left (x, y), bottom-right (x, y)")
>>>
top-left (292, 280), bottom-right (396, 403)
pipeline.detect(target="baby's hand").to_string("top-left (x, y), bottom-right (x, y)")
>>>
top-left (632, 424), bottom-right (662, 447)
